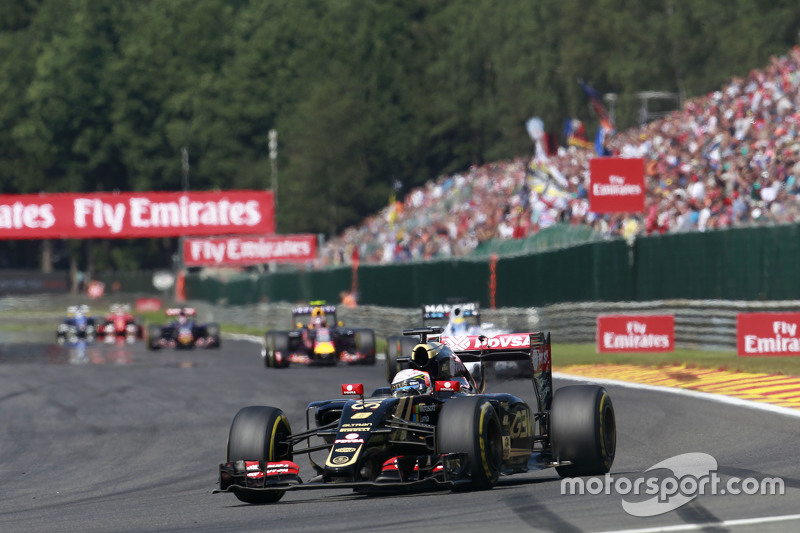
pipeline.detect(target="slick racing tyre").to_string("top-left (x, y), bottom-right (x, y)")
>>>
top-left (384, 336), bottom-right (401, 382)
top-left (205, 322), bottom-right (221, 348)
top-left (146, 325), bottom-right (162, 351)
top-left (385, 336), bottom-right (416, 383)
top-left (355, 329), bottom-right (376, 365)
top-left (264, 332), bottom-right (290, 368)
top-left (551, 385), bottom-right (616, 477)
top-left (227, 406), bottom-right (293, 504)
top-left (437, 396), bottom-right (502, 490)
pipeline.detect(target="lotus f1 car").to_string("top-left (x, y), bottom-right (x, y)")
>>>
top-left (262, 302), bottom-right (375, 368)
top-left (216, 327), bottom-right (616, 504)
top-left (146, 307), bottom-right (221, 350)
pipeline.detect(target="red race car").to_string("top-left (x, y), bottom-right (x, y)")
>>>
top-left (99, 304), bottom-right (143, 343)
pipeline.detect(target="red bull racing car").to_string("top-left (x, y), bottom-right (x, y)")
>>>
top-left (146, 307), bottom-right (221, 350)
top-left (216, 327), bottom-right (616, 504)
top-left (262, 302), bottom-right (375, 368)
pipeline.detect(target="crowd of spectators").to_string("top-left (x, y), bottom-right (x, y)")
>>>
top-left (318, 46), bottom-right (800, 267)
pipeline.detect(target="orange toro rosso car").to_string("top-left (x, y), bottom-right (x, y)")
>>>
top-left (215, 327), bottom-right (616, 504)
top-left (262, 302), bottom-right (375, 368)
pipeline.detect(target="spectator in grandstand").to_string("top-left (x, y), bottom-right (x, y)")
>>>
top-left (318, 46), bottom-right (800, 266)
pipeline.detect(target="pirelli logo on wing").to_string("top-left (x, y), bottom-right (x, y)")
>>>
top-left (441, 334), bottom-right (531, 351)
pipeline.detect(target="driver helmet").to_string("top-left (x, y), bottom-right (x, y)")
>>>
top-left (177, 311), bottom-right (188, 325)
top-left (391, 369), bottom-right (432, 397)
top-left (310, 307), bottom-right (327, 328)
top-left (448, 307), bottom-right (467, 334)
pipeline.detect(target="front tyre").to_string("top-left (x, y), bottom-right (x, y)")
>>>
top-left (551, 385), bottom-right (616, 477)
top-left (227, 406), bottom-right (293, 504)
top-left (264, 332), bottom-right (290, 368)
top-left (385, 336), bottom-right (400, 383)
top-left (205, 323), bottom-right (221, 348)
top-left (437, 396), bottom-right (502, 490)
top-left (354, 329), bottom-right (376, 365)
top-left (146, 325), bottom-right (162, 351)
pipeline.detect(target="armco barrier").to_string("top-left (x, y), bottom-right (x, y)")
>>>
top-left (201, 298), bottom-right (800, 351)
top-left (4, 293), bottom-right (799, 351)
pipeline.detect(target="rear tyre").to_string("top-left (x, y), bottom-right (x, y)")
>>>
top-left (355, 329), bottom-right (376, 365)
top-left (227, 406), bottom-right (293, 504)
top-left (551, 385), bottom-right (616, 477)
top-left (205, 323), bottom-right (221, 348)
top-left (146, 325), bottom-right (162, 351)
top-left (264, 332), bottom-right (290, 368)
top-left (437, 396), bottom-right (502, 490)
top-left (384, 336), bottom-right (400, 382)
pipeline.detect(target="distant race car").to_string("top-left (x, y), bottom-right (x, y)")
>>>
top-left (146, 307), bottom-right (221, 350)
top-left (214, 327), bottom-right (616, 504)
top-left (262, 302), bottom-right (375, 368)
top-left (385, 302), bottom-right (514, 382)
top-left (56, 305), bottom-right (97, 344)
top-left (99, 304), bottom-right (143, 343)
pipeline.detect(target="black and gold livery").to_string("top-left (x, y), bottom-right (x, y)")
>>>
top-left (216, 327), bottom-right (616, 504)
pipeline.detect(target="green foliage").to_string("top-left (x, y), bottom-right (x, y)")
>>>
top-left (1, 0), bottom-right (799, 270)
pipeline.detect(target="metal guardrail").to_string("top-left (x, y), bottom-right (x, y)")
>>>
top-left (204, 299), bottom-right (800, 351)
top-left (5, 295), bottom-right (800, 351)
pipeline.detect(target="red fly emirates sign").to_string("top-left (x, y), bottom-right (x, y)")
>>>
top-left (597, 315), bottom-right (674, 353)
top-left (737, 313), bottom-right (800, 356)
top-left (0, 190), bottom-right (274, 239)
top-left (183, 235), bottom-right (317, 266)
top-left (589, 157), bottom-right (645, 213)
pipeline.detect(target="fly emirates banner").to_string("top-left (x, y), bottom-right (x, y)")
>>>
top-left (0, 190), bottom-right (274, 239)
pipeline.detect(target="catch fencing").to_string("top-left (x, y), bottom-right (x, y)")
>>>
top-left (182, 223), bottom-right (800, 308)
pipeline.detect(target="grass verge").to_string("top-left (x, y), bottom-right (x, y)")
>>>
top-left (6, 314), bottom-right (799, 377)
top-left (554, 343), bottom-right (800, 376)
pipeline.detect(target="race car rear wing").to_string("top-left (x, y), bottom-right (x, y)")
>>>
top-left (399, 327), bottom-right (553, 414)
top-left (442, 332), bottom-right (552, 414)
top-left (291, 304), bottom-right (337, 316)
top-left (166, 307), bottom-right (196, 316)
top-left (422, 302), bottom-right (480, 321)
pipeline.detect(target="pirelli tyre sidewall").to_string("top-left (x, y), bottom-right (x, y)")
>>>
top-left (264, 332), bottom-right (290, 369)
top-left (205, 322), bottom-right (221, 348)
top-left (354, 329), bottom-right (376, 365)
top-left (551, 385), bottom-right (616, 477)
top-left (437, 396), bottom-right (502, 490)
top-left (146, 325), bottom-right (162, 351)
top-left (385, 335), bottom-right (400, 382)
top-left (226, 406), bottom-right (293, 504)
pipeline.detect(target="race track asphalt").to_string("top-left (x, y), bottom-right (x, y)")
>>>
top-left (1, 338), bottom-right (799, 533)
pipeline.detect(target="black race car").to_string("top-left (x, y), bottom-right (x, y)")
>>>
top-left (146, 307), bottom-right (221, 350)
top-left (262, 302), bottom-right (375, 368)
top-left (215, 327), bottom-right (616, 504)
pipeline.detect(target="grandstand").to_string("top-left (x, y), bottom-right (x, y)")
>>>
top-left (320, 46), bottom-right (800, 268)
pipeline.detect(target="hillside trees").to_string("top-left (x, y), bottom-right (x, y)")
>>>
top-left (0, 0), bottom-right (798, 270)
